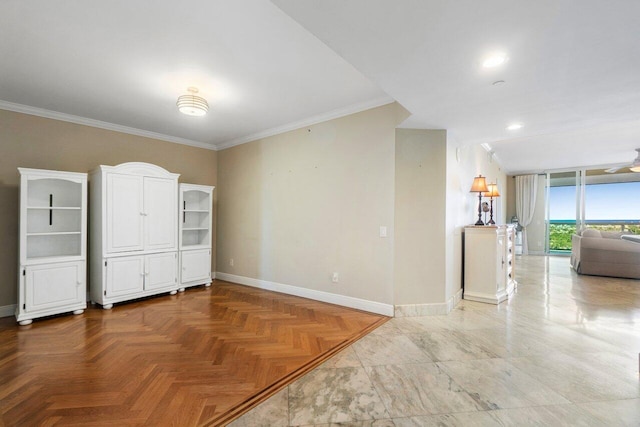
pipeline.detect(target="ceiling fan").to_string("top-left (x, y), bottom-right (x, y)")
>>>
top-left (605, 148), bottom-right (640, 173)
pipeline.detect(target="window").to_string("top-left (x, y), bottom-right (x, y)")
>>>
top-left (546, 169), bottom-right (640, 253)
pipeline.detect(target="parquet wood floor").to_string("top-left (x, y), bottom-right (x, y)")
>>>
top-left (0, 281), bottom-right (387, 426)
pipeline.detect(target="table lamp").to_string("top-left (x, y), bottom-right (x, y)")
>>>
top-left (469, 175), bottom-right (489, 225)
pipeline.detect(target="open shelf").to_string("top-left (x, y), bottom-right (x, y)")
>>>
top-left (27, 178), bottom-right (82, 208)
top-left (21, 171), bottom-right (86, 262)
top-left (179, 185), bottom-right (213, 250)
top-left (182, 229), bottom-right (210, 247)
top-left (27, 206), bottom-right (81, 210)
top-left (183, 190), bottom-right (210, 211)
top-left (27, 231), bottom-right (81, 236)
top-left (182, 210), bottom-right (209, 228)
top-left (26, 231), bottom-right (82, 259)
top-left (27, 208), bottom-right (82, 234)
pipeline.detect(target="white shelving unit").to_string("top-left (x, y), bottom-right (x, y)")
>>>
top-left (90, 162), bottom-right (180, 309)
top-left (178, 184), bottom-right (214, 291)
top-left (16, 168), bottom-right (88, 325)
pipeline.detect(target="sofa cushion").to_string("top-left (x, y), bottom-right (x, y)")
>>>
top-left (582, 228), bottom-right (601, 238)
top-left (601, 230), bottom-right (625, 239)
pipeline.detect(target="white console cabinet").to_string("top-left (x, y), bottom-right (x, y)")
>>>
top-left (178, 184), bottom-right (214, 291)
top-left (90, 163), bottom-right (179, 309)
top-left (16, 168), bottom-right (88, 325)
top-left (463, 225), bottom-right (516, 304)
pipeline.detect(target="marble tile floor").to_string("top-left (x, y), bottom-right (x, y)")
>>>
top-left (229, 256), bottom-right (640, 426)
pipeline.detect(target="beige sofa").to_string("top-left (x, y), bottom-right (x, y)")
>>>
top-left (571, 228), bottom-right (640, 279)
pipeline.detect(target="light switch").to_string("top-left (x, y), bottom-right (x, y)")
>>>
top-left (379, 226), bottom-right (387, 238)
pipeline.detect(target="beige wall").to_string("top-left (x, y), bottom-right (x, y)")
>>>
top-left (216, 103), bottom-right (510, 311)
top-left (0, 109), bottom-right (217, 308)
top-left (217, 103), bottom-right (409, 306)
top-left (394, 129), bottom-right (447, 305)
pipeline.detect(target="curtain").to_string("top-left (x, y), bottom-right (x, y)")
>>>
top-left (515, 175), bottom-right (538, 255)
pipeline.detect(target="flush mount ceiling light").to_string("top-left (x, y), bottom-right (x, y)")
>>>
top-left (482, 52), bottom-right (508, 68)
top-left (506, 123), bottom-right (523, 131)
top-left (177, 87), bottom-right (208, 116)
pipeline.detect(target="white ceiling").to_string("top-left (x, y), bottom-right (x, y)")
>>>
top-left (0, 0), bottom-right (390, 149)
top-left (273, 0), bottom-right (640, 174)
top-left (2, 1), bottom-right (640, 173)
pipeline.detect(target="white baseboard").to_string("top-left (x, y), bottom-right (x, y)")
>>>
top-left (215, 272), bottom-right (394, 316)
top-left (394, 302), bottom-right (448, 317)
top-left (0, 304), bottom-right (16, 318)
top-left (449, 288), bottom-right (464, 311)
top-left (395, 288), bottom-right (464, 317)
top-left (211, 271), bottom-right (216, 280)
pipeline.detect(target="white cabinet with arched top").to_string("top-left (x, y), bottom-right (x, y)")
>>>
top-left (16, 168), bottom-right (88, 325)
top-left (90, 162), bottom-right (179, 309)
top-left (178, 183), bottom-right (214, 291)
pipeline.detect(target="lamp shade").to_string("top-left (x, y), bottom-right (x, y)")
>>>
top-left (469, 175), bottom-right (489, 193)
top-left (483, 183), bottom-right (501, 198)
top-left (177, 87), bottom-right (209, 116)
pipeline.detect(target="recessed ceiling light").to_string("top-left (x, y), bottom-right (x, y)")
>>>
top-left (506, 123), bottom-right (523, 131)
top-left (482, 53), bottom-right (507, 68)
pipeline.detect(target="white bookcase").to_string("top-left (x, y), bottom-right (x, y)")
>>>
top-left (178, 184), bottom-right (214, 291)
top-left (463, 225), bottom-right (516, 304)
top-left (90, 162), bottom-right (180, 309)
top-left (16, 168), bottom-right (88, 325)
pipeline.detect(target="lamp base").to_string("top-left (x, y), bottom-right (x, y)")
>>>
top-left (475, 193), bottom-right (484, 226)
top-left (488, 198), bottom-right (495, 225)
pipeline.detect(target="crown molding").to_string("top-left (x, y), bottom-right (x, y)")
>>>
top-left (0, 100), bottom-right (217, 151)
top-left (215, 95), bottom-right (396, 150)
top-left (0, 96), bottom-right (396, 153)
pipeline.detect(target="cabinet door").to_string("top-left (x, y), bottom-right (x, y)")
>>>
top-left (145, 252), bottom-right (177, 291)
top-left (180, 249), bottom-right (211, 284)
top-left (25, 262), bottom-right (84, 312)
top-left (144, 177), bottom-right (176, 251)
top-left (106, 256), bottom-right (144, 297)
top-left (106, 173), bottom-right (144, 253)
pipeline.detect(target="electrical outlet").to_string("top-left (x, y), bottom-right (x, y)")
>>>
top-left (332, 272), bottom-right (339, 283)
top-left (379, 226), bottom-right (387, 238)
top-left (230, 258), bottom-right (234, 267)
